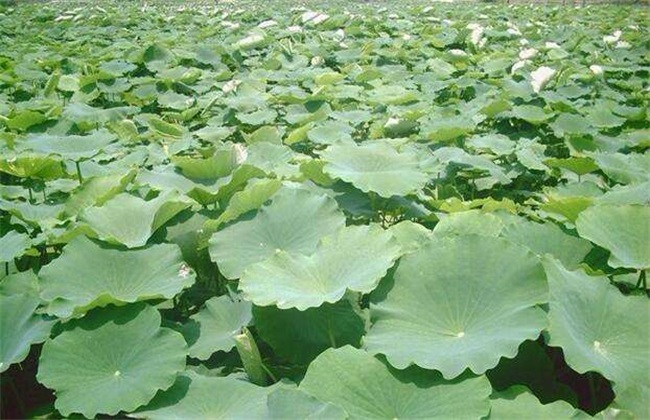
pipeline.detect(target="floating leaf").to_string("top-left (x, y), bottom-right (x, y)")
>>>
top-left (209, 188), bottom-right (345, 279)
top-left (240, 224), bottom-right (400, 310)
top-left (544, 258), bottom-right (649, 389)
top-left (366, 235), bottom-right (548, 379)
top-left (1, 294), bottom-right (54, 373)
top-left (37, 304), bottom-right (187, 418)
top-left (0, 230), bottom-right (32, 263)
top-left (183, 295), bottom-right (252, 360)
top-left (489, 386), bottom-right (580, 419)
top-left (300, 346), bottom-right (491, 418)
top-left (267, 388), bottom-right (347, 419)
top-left (321, 141), bottom-right (428, 198)
top-left (81, 191), bottom-right (191, 248)
top-left (39, 236), bottom-right (195, 318)
top-left (576, 204), bottom-right (650, 269)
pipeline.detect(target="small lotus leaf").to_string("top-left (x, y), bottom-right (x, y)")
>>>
top-left (37, 304), bottom-right (187, 418)
top-left (239, 224), bottom-right (401, 310)
top-left (320, 141), bottom-right (429, 198)
top-left (300, 346), bottom-right (491, 419)
top-left (576, 204), bottom-right (650, 269)
top-left (0, 231), bottom-right (32, 263)
top-left (39, 236), bottom-right (195, 318)
top-left (489, 386), bottom-right (580, 419)
top-left (183, 295), bottom-right (252, 360)
top-left (209, 187), bottom-right (345, 279)
top-left (366, 235), bottom-right (548, 379)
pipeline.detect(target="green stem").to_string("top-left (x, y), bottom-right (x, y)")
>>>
top-left (75, 161), bottom-right (84, 184)
top-left (635, 270), bottom-right (646, 290)
top-left (260, 363), bottom-right (278, 384)
top-left (27, 184), bottom-right (33, 202)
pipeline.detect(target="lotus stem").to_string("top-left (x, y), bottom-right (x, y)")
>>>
top-left (75, 161), bottom-right (84, 184)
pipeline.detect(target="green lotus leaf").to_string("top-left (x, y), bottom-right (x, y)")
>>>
top-left (81, 191), bottom-right (191, 248)
top-left (0, 271), bottom-right (40, 297)
top-left (489, 386), bottom-right (580, 419)
top-left (550, 113), bottom-right (592, 137)
top-left (6, 110), bottom-right (47, 131)
top-left (587, 106), bottom-right (626, 129)
top-left (0, 230), bottom-right (32, 263)
top-left (18, 130), bottom-right (116, 160)
top-left (133, 371), bottom-right (276, 419)
top-left (367, 85), bottom-right (418, 105)
top-left (157, 91), bottom-right (193, 110)
top-left (544, 258), bottom-right (650, 389)
top-left (236, 108), bottom-right (278, 126)
top-left (614, 384), bottom-right (650, 419)
top-left (183, 295), bottom-right (252, 360)
top-left (320, 141), bottom-right (428, 198)
top-left (37, 304), bottom-right (187, 418)
top-left (433, 210), bottom-right (504, 237)
top-left (500, 220), bottom-right (592, 270)
top-left (213, 178), bottom-right (282, 228)
top-left (591, 152), bottom-right (650, 185)
top-left (193, 125), bottom-right (235, 143)
top-left (209, 187), bottom-right (345, 279)
top-left (0, 154), bottom-right (65, 179)
top-left (39, 236), bottom-right (195, 318)
top-left (544, 157), bottom-right (598, 176)
top-left (300, 346), bottom-right (491, 419)
top-left (239, 224), bottom-right (400, 310)
top-left (597, 182), bottom-right (650, 206)
top-left (171, 147), bottom-right (237, 181)
top-left (1, 294), bottom-right (54, 373)
top-left (254, 298), bottom-right (365, 364)
top-left (63, 102), bottom-right (139, 125)
top-left (366, 235), bottom-right (548, 379)
top-left (575, 204), bottom-right (650, 269)
top-left (387, 220), bottom-right (432, 254)
top-left (267, 388), bottom-right (347, 419)
top-left (64, 170), bottom-right (136, 217)
top-left (511, 105), bottom-right (554, 125)
top-left (147, 116), bottom-right (186, 138)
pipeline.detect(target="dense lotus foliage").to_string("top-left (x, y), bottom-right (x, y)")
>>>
top-left (0, 0), bottom-right (648, 418)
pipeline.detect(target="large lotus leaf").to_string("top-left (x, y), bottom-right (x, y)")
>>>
top-left (544, 258), bottom-right (650, 389)
top-left (433, 210), bottom-right (504, 237)
top-left (239, 224), bottom-right (401, 310)
top-left (254, 298), bottom-right (365, 364)
top-left (590, 152), bottom-right (650, 185)
top-left (488, 386), bottom-right (580, 419)
top-left (365, 235), bottom-right (548, 379)
top-left (171, 148), bottom-right (236, 180)
top-left (64, 170), bottom-right (136, 217)
top-left (39, 236), bottom-right (195, 318)
top-left (37, 304), bottom-right (187, 418)
top-left (0, 230), bottom-right (32, 263)
top-left (133, 371), bottom-right (275, 419)
top-left (18, 130), bottom-right (116, 160)
top-left (81, 191), bottom-right (191, 248)
top-left (213, 178), bottom-right (282, 228)
top-left (500, 220), bottom-right (592, 270)
top-left (320, 141), bottom-right (429, 198)
top-left (183, 295), bottom-right (252, 360)
top-left (300, 346), bottom-right (491, 419)
top-left (209, 187), bottom-right (345, 279)
top-left (0, 271), bottom-right (40, 297)
top-left (575, 204), bottom-right (650, 269)
top-left (0, 294), bottom-right (54, 373)
top-left (387, 220), bottom-right (432, 254)
top-left (267, 388), bottom-right (347, 419)
top-left (614, 384), bottom-right (650, 419)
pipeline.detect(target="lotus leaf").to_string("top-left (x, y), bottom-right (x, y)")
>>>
top-left (575, 204), bottom-right (650, 269)
top-left (239, 224), bottom-right (400, 310)
top-left (366, 235), bottom-right (548, 379)
top-left (209, 187), bottom-right (345, 279)
top-left (544, 258), bottom-right (650, 389)
top-left (0, 294), bottom-right (54, 373)
top-left (320, 141), bottom-right (428, 198)
top-left (39, 236), bottom-right (195, 318)
top-left (300, 346), bottom-right (491, 419)
top-left (37, 304), bottom-right (187, 418)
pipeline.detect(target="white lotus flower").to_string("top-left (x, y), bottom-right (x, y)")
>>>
top-left (302, 11), bottom-right (329, 24)
top-left (222, 79), bottom-right (241, 94)
top-left (401, 34), bottom-right (412, 41)
top-left (545, 42), bottom-right (561, 49)
top-left (311, 56), bottom-right (324, 66)
top-left (234, 143), bottom-right (248, 165)
top-left (519, 38), bottom-right (529, 46)
top-left (449, 49), bottom-right (468, 57)
top-left (603, 30), bottom-right (622, 44)
top-left (615, 41), bottom-right (631, 49)
top-left (519, 48), bottom-right (538, 60)
top-left (511, 60), bottom-right (529, 75)
top-left (530, 66), bottom-right (556, 93)
top-left (466, 23), bottom-right (484, 46)
top-left (589, 65), bottom-right (604, 76)
top-left (388, 13), bottom-right (399, 19)
top-left (335, 29), bottom-right (346, 41)
top-left (258, 20), bottom-right (277, 29)
top-left (507, 27), bottom-right (522, 36)
top-left (287, 25), bottom-right (302, 33)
